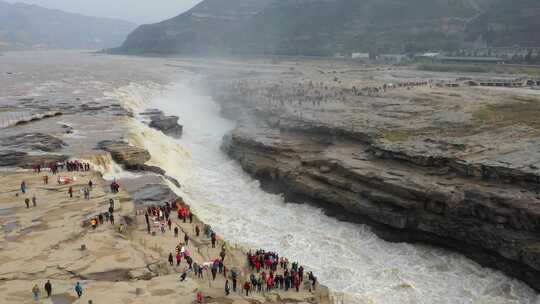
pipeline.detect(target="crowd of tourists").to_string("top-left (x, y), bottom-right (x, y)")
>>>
top-left (89, 198), bottom-right (116, 230)
top-left (217, 79), bottom-right (435, 112)
top-left (23, 160), bottom-right (108, 301)
top-left (142, 197), bottom-right (319, 303)
top-left (22, 160), bottom-right (319, 302)
top-left (32, 160), bottom-right (91, 175)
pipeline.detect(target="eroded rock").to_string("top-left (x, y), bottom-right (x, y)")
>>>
top-left (97, 140), bottom-right (151, 170)
top-left (2, 133), bottom-right (66, 152)
top-left (141, 109), bottom-right (183, 138)
top-left (222, 123), bottom-right (540, 291)
top-left (0, 150), bottom-right (67, 168)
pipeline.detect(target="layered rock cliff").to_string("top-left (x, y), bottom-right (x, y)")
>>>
top-left (212, 75), bottom-right (540, 291)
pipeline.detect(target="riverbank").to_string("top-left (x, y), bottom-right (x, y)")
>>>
top-left (0, 147), bottom-right (331, 304)
top-left (208, 66), bottom-right (540, 292)
top-left (0, 90), bottom-right (331, 304)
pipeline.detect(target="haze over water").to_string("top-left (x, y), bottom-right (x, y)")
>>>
top-left (134, 82), bottom-right (540, 304)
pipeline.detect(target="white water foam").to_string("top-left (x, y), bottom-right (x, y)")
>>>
top-left (118, 82), bottom-right (539, 304)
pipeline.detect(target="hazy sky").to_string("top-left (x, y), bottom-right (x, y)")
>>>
top-left (5, 0), bottom-right (203, 24)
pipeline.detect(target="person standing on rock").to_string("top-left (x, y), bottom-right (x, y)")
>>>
top-left (25, 198), bottom-right (30, 208)
top-left (110, 214), bottom-right (114, 225)
top-left (211, 263), bottom-right (218, 281)
top-left (184, 233), bottom-right (189, 246)
top-left (145, 213), bottom-right (151, 234)
top-left (186, 255), bottom-right (193, 270)
top-left (174, 226), bottom-right (179, 237)
top-left (168, 253), bottom-right (174, 266)
top-left (176, 253), bottom-right (182, 266)
top-left (43, 175), bottom-right (48, 184)
top-left (293, 274), bottom-right (300, 292)
top-left (308, 271), bottom-right (317, 291)
top-left (243, 281), bottom-right (251, 296)
top-left (160, 222), bottom-right (165, 233)
top-left (44, 280), bottom-right (52, 297)
top-left (198, 264), bottom-right (203, 279)
top-left (74, 282), bottom-right (83, 298)
top-left (32, 284), bottom-right (40, 301)
top-left (167, 219), bottom-right (172, 231)
top-left (21, 181), bottom-right (27, 194)
top-left (195, 225), bottom-right (200, 237)
top-left (220, 248), bottom-right (226, 261)
top-left (211, 232), bottom-right (216, 248)
top-left (68, 186), bottom-right (73, 198)
top-left (225, 280), bottom-right (230, 296)
top-left (231, 270), bottom-right (237, 292)
top-left (32, 195), bottom-right (37, 207)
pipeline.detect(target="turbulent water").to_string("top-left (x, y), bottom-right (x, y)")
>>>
top-left (2, 51), bottom-right (539, 304)
top-left (121, 82), bottom-right (539, 304)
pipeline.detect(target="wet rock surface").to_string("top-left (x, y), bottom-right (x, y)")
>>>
top-left (97, 140), bottom-right (151, 170)
top-left (142, 109), bottom-right (183, 138)
top-left (121, 175), bottom-right (180, 207)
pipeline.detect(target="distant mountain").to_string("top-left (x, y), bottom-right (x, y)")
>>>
top-left (0, 1), bottom-right (137, 50)
top-left (116, 0), bottom-right (272, 54)
top-left (116, 0), bottom-right (539, 56)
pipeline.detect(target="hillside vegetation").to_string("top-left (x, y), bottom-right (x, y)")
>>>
top-left (115, 0), bottom-right (539, 56)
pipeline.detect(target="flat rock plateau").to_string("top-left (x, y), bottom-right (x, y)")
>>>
top-left (208, 61), bottom-right (540, 291)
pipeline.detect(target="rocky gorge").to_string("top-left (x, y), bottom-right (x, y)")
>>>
top-left (0, 52), bottom-right (335, 304)
top-left (211, 69), bottom-right (540, 292)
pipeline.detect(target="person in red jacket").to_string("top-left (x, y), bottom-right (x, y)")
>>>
top-left (196, 291), bottom-right (203, 303)
top-left (266, 275), bottom-right (274, 292)
top-left (255, 261), bottom-right (261, 273)
top-left (243, 281), bottom-right (251, 296)
top-left (293, 274), bottom-right (301, 292)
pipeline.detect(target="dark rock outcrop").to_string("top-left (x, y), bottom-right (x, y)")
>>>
top-left (96, 141), bottom-right (180, 187)
top-left (0, 150), bottom-right (67, 168)
top-left (97, 140), bottom-right (151, 171)
top-left (2, 133), bottom-right (66, 152)
top-left (141, 109), bottom-right (183, 138)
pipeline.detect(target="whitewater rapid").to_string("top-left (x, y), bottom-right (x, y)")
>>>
top-left (118, 82), bottom-right (539, 304)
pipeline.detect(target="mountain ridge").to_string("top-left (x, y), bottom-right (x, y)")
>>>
top-left (0, 0), bottom-right (137, 50)
top-left (116, 0), bottom-right (540, 56)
